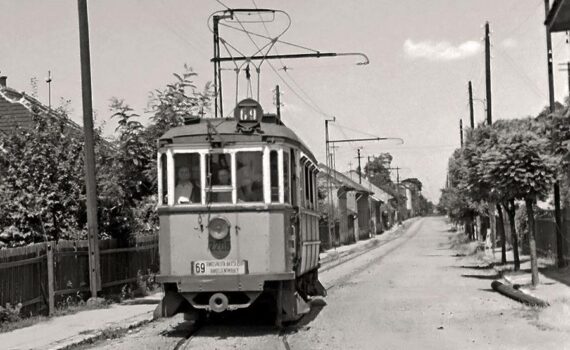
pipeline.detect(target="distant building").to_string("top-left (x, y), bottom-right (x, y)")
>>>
top-left (318, 164), bottom-right (373, 247)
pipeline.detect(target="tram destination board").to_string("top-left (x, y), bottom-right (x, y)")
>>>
top-left (192, 260), bottom-right (248, 275)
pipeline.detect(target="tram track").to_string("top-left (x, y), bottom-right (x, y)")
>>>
top-left (171, 220), bottom-right (418, 350)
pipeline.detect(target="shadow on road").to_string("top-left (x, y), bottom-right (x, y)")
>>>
top-left (461, 273), bottom-right (502, 280)
top-left (540, 266), bottom-right (570, 287)
top-left (166, 297), bottom-right (327, 339)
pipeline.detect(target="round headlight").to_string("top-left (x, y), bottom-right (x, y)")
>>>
top-left (208, 217), bottom-right (230, 240)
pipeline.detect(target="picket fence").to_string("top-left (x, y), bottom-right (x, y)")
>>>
top-left (0, 235), bottom-right (159, 316)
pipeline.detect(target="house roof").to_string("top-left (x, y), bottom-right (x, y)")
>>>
top-left (344, 170), bottom-right (394, 203)
top-left (0, 84), bottom-right (82, 132)
top-left (546, 0), bottom-right (570, 32)
top-left (318, 164), bottom-right (372, 194)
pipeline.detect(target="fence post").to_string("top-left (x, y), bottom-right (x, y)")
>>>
top-left (47, 244), bottom-right (55, 315)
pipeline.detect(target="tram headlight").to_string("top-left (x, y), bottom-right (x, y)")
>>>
top-left (208, 217), bottom-right (230, 240)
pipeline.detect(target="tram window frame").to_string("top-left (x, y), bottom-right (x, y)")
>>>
top-left (205, 153), bottom-right (233, 204)
top-left (283, 150), bottom-right (290, 204)
top-left (172, 152), bottom-right (202, 205)
top-left (290, 150), bottom-right (298, 206)
top-left (270, 150), bottom-right (279, 203)
top-left (158, 153), bottom-right (168, 205)
top-left (236, 151), bottom-right (264, 203)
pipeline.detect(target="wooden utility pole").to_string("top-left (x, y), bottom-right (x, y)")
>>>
top-left (325, 117), bottom-right (335, 247)
top-left (356, 148), bottom-right (363, 184)
top-left (275, 85), bottom-right (281, 119)
top-left (460, 119), bottom-right (464, 146)
top-left (77, 0), bottom-right (101, 297)
top-left (485, 22), bottom-right (493, 125)
top-left (46, 71), bottom-right (52, 110)
top-left (468, 81), bottom-right (475, 128)
top-left (544, 0), bottom-right (566, 268)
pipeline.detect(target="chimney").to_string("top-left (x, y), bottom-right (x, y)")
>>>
top-left (0, 76), bottom-right (6, 88)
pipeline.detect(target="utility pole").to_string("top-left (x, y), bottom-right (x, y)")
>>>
top-left (485, 22), bottom-right (493, 125)
top-left (275, 85), bottom-right (281, 119)
top-left (468, 81), bottom-right (475, 128)
top-left (46, 71), bottom-right (52, 110)
top-left (77, 0), bottom-right (101, 298)
top-left (460, 119), bottom-right (464, 147)
top-left (394, 166), bottom-right (402, 225)
top-left (356, 148), bottom-right (363, 184)
top-left (544, 0), bottom-right (566, 268)
top-left (324, 117), bottom-right (336, 248)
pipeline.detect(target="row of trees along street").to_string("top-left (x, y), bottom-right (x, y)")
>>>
top-left (438, 101), bottom-right (570, 286)
top-left (0, 66), bottom-right (212, 248)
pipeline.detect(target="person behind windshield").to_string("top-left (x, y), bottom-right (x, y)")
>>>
top-left (212, 168), bottom-right (232, 203)
top-left (175, 166), bottom-right (200, 204)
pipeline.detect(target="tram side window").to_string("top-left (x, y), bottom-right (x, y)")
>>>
top-left (236, 151), bottom-right (263, 202)
top-left (159, 154), bottom-right (167, 205)
top-left (174, 153), bottom-right (201, 205)
top-left (283, 151), bottom-right (290, 204)
top-left (270, 150), bottom-right (279, 202)
top-left (290, 151), bottom-right (297, 205)
top-left (304, 162), bottom-right (311, 208)
top-left (309, 167), bottom-right (315, 209)
top-left (206, 153), bottom-right (232, 203)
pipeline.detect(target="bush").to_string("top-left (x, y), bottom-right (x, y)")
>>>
top-left (0, 303), bottom-right (22, 324)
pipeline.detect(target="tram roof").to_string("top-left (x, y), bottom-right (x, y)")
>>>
top-left (159, 117), bottom-right (318, 163)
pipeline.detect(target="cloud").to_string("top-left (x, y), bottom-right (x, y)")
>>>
top-left (403, 39), bottom-right (482, 61)
top-left (501, 38), bottom-right (517, 48)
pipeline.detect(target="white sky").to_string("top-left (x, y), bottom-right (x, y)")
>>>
top-left (1, 0), bottom-right (568, 202)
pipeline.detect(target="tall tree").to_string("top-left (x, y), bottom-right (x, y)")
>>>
top-left (482, 118), bottom-right (557, 286)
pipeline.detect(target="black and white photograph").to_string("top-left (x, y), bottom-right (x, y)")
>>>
top-left (1, 1), bottom-right (570, 349)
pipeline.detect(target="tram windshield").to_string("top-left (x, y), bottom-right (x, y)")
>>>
top-left (159, 148), bottom-right (308, 206)
top-left (236, 151), bottom-right (263, 202)
top-left (206, 153), bottom-right (232, 203)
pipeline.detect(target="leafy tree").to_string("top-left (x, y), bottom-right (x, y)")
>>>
top-left (363, 153), bottom-right (393, 188)
top-left (482, 119), bottom-right (557, 286)
top-left (0, 109), bottom-right (85, 245)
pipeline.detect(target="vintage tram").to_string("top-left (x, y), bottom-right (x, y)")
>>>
top-left (156, 98), bottom-right (326, 324)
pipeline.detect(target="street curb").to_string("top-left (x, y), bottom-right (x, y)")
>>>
top-left (53, 314), bottom-right (153, 350)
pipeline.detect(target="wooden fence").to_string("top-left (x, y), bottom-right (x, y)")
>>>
top-left (0, 235), bottom-right (158, 316)
top-left (534, 207), bottom-right (570, 263)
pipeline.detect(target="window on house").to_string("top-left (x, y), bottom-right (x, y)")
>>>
top-left (236, 151), bottom-right (264, 202)
top-left (174, 153), bottom-right (201, 205)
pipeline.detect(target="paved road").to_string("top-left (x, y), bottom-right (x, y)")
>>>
top-left (85, 217), bottom-right (570, 350)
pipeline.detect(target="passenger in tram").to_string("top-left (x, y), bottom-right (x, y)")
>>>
top-left (237, 176), bottom-right (263, 202)
top-left (212, 168), bottom-right (232, 203)
top-left (175, 166), bottom-right (200, 204)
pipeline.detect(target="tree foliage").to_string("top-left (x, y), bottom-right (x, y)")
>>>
top-left (0, 66), bottom-right (213, 247)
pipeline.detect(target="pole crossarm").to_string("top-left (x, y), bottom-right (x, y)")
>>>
top-left (327, 137), bottom-right (403, 144)
top-left (212, 52), bottom-right (369, 65)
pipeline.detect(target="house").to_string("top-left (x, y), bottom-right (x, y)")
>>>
top-left (318, 164), bottom-right (373, 247)
top-left (0, 75), bottom-right (81, 133)
top-left (345, 170), bottom-right (395, 233)
top-left (401, 178), bottom-right (422, 218)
